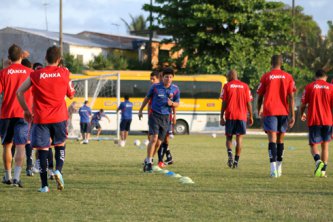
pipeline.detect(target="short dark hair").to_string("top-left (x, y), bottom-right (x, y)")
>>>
top-left (315, 69), bottom-right (326, 78)
top-left (84, 100), bottom-right (89, 105)
top-left (21, 58), bottom-right (32, 68)
top-left (99, 109), bottom-right (104, 113)
top-left (271, 55), bottom-right (283, 67)
top-left (45, 46), bottom-right (61, 64)
top-left (124, 95), bottom-right (129, 100)
top-left (33, 62), bottom-right (43, 70)
top-left (162, 67), bottom-right (174, 76)
top-left (8, 44), bottom-right (23, 62)
top-left (150, 70), bottom-right (160, 78)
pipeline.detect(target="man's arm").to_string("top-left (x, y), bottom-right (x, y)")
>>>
top-left (247, 101), bottom-right (254, 126)
top-left (220, 101), bottom-right (227, 126)
top-left (288, 93), bottom-right (295, 128)
top-left (16, 77), bottom-right (33, 122)
top-left (300, 103), bottom-right (307, 121)
top-left (138, 97), bottom-right (150, 120)
top-left (172, 106), bottom-right (176, 125)
top-left (257, 94), bottom-right (263, 117)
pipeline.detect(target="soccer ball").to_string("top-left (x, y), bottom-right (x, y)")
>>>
top-left (169, 134), bottom-right (174, 139)
top-left (119, 140), bottom-right (125, 147)
top-left (211, 133), bottom-right (217, 138)
top-left (143, 139), bottom-right (149, 146)
top-left (134, 139), bottom-right (141, 146)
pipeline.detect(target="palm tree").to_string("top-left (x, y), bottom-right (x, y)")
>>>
top-left (121, 14), bottom-right (148, 36)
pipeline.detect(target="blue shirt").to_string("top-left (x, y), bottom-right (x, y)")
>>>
top-left (91, 111), bottom-right (106, 124)
top-left (118, 100), bottom-right (133, 120)
top-left (147, 83), bottom-right (180, 115)
top-left (79, 105), bottom-right (92, 123)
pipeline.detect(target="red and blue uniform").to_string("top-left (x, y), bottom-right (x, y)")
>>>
top-left (0, 63), bottom-right (33, 145)
top-left (302, 79), bottom-right (333, 144)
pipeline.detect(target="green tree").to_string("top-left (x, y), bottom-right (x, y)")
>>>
top-left (121, 14), bottom-right (148, 36)
top-left (63, 53), bottom-right (84, 73)
top-left (144, 0), bottom-right (293, 88)
top-left (88, 54), bottom-right (112, 70)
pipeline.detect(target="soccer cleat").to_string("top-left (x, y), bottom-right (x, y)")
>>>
top-left (320, 171), bottom-right (327, 178)
top-left (2, 176), bottom-right (12, 185)
top-left (270, 170), bottom-right (278, 178)
top-left (276, 162), bottom-right (282, 177)
top-left (314, 161), bottom-right (324, 177)
top-left (146, 163), bottom-right (153, 173)
top-left (164, 158), bottom-right (173, 165)
top-left (158, 161), bottom-right (166, 168)
top-left (232, 162), bottom-right (238, 169)
top-left (227, 158), bottom-right (233, 168)
top-left (26, 169), bottom-right (34, 177)
top-left (38, 186), bottom-right (50, 193)
top-left (12, 179), bottom-right (23, 188)
top-left (54, 170), bottom-right (64, 190)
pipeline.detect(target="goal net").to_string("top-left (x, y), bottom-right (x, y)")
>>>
top-left (68, 73), bottom-right (120, 141)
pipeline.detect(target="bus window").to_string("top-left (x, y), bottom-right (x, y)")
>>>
top-left (173, 81), bottom-right (194, 98)
top-left (193, 81), bottom-right (222, 99)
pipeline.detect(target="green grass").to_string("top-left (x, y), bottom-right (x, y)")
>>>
top-left (1, 135), bottom-right (333, 222)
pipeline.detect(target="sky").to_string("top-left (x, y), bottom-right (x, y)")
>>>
top-left (0, 0), bottom-right (331, 36)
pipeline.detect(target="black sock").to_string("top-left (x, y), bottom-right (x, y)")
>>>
top-left (164, 144), bottom-right (172, 160)
top-left (234, 155), bottom-right (240, 163)
top-left (55, 146), bottom-right (65, 173)
top-left (38, 150), bottom-right (48, 188)
top-left (268, 142), bottom-right (277, 162)
top-left (227, 149), bottom-right (233, 159)
top-left (25, 143), bottom-right (33, 169)
top-left (48, 148), bottom-right (54, 169)
top-left (277, 143), bottom-right (284, 162)
top-left (322, 164), bottom-right (327, 171)
top-left (157, 143), bottom-right (165, 162)
top-left (313, 154), bottom-right (321, 162)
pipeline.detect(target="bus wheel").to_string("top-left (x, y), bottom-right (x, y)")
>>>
top-left (174, 120), bottom-right (188, 135)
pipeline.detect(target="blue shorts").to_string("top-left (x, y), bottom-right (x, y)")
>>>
top-left (309, 125), bottom-right (332, 145)
top-left (263, 116), bottom-right (288, 133)
top-left (225, 120), bottom-right (246, 136)
top-left (120, 119), bottom-right (132, 131)
top-left (148, 112), bottom-right (170, 140)
top-left (80, 122), bottom-right (91, 133)
top-left (91, 121), bottom-right (101, 130)
top-left (0, 118), bottom-right (29, 145)
top-left (31, 121), bottom-right (67, 148)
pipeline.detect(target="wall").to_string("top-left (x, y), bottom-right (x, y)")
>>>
top-left (69, 45), bottom-right (107, 64)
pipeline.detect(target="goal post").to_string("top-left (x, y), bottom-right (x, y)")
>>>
top-left (68, 72), bottom-right (121, 142)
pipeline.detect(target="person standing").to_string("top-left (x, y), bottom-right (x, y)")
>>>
top-left (138, 67), bottom-right (180, 173)
top-left (0, 44), bottom-right (33, 187)
top-left (117, 96), bottom-right (133, 146)
top-left (220, 70), bottom-right (253, 168)
top-left (91, 109), bottom-right (110, 139)
top-left (79, 101), bottom-right (92, 144)
top-left (257, 55), bottom-right (296, 178)
top-left (67, 101), bottom-right (78, 135)
top-left (17, 45), bottom-right (75, 192)
top-left (300, 69), bottom-right (333, 178)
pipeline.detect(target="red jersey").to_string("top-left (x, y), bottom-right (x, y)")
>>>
top-left (301, 79), bottom-right (333, 126)
top-left (221, 79), bottom-right (253, 121)
top-left (0, 63), bottom-right (32, 118)
top-left (256, 69), bottom-right (296, 116)
top-left (30, 66), bottom-right (75, 124)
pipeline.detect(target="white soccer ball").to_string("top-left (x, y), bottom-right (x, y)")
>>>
top-left (134, 139), bottom-right (141, 146)
top-left (169, 134), bottom-right (174, 139)
top-left (211, 133), bottom-right (217, 138)
top-left (119, 140), bottom-right (125, 147)
top-left (143, 139), bottom-right (149, 146)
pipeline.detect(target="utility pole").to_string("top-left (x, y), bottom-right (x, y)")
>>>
top-left (43, 1), bottom-right (49, 31)
top-left (59, 0), bottom-right (63, 56)
top-left (292, 0), bottom-right (296, 72)
top-left (148, 0), bottom-right (153, 69)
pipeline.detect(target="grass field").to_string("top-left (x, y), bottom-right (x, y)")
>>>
top-left (0, 134), bottom-right (332, 222)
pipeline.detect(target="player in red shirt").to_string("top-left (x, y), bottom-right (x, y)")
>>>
top-left (257, 55), bottom-right (296, 178)
top-left (0, 44), bottom-right (33, 187)
top-left (300, 69), bottom-right (333, 178)
top-left (17, 46), bottom-right (75, 192)
top-left (220, 70), bottom-right (253, 168)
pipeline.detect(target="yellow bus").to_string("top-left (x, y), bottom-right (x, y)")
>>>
top-left (68, 70), bottom-right (227, 135)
